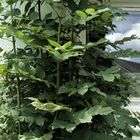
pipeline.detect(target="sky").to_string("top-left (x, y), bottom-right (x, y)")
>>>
top-left (106, 12), bottom-right (140, 63)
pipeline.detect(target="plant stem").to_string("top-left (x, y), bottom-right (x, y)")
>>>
top-left (69, 20), bottom-right (74, 81)
top-left (86, 27), bottom-right (89, 43)
top-left (56, 62), bottom-right (60, 89)
top-left (38, 0), bottom-right (41, 20)
top-left (10, 4), bottom-right (21, 134)
top-left (12, 36), bottom-right (20, 108)
top-left (38, 0), bottom-right (43, 57)
top-left (12, 36), bottom-right (16, 55)
top-left (11, 4), bottom-right (20, 109)
top-left (56, 3), bottom-right (62, 89)
top-left (68, 59), bottom-right (72, 81)
top-left (57, 17), bottom-right (61, 43)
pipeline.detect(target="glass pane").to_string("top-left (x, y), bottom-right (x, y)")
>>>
top-left (110, 0), bottom-right (140, 3)
top-left (106, 11), bottom-right (140, 97)
top-left (110, 0), bottom-right (140, 9)
top-left (106, 11), bottom-right (140, 63)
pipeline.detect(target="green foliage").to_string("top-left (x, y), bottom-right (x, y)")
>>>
top-left (98, 66), bottom-right (120, 82)
top-left (0, 0), bottom-right (139, 140)
top-left (28, 97), bottom-right (72, 112)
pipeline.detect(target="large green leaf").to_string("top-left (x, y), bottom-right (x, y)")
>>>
top-left (48, 39), bottom-right (61, 48)
top-left (16, 31), bottom-right (24, 39)
top-left (28, 98), bottom-right (71, 113)
top-left (98, 66), bottom-right (120, 82)
top-left (45, 46), bottom-right (62, 62)
top-left (35, 116), bottom-right (45, 127)
top-left (88, 106), bottom-right (114, 116)
top-left (77, 82), bottom-right (93, 95)
top-left (73, 108), bottom-right (92, 124)
top-left (19, 132), bottom-right (53, 140)
top-left (0, 64), bottom-right (7, 77)
top-left (36, 66), bottom-right (46, 79)
top-left (86, 38), bottom-right (108, 48)
top-left (85, 8), bottom-right (95, 15)
top-left (74, 106), bottom-right (113, 125)
top-left (62, 51), bottom-right (83, 61)
top-left (52, 120), bottom-right (76, 133)
top-left (101, 12), bottom-right (112, 21)
top-left (78, 69), bottom-right (91, 77)
top-left (52, 105), bottom-right (113, 133)
top-left (76, 10), bottom-right (87, 20)
top-left (72, 129), bottom-right (115, 140)
top-left (90, 86), bottom-right (106, 97)
top-left (96, 8), bottom-right (110, 14)
top-left (59, 41), bottom-right (72, 52)
top-left (86, 14), bottom-right (99, 21)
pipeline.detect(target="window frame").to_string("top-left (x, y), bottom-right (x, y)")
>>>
top-left (109, 0), bottom-right (140, 11)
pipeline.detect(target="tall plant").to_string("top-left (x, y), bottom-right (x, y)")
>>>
top-left (0, 0), bottom-right (139, 140)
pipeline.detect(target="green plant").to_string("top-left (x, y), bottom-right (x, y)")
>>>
top-left (0, 0), bottom-right (139, 140)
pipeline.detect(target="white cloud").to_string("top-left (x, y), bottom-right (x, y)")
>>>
top-left (106, 23), bottom-right (140, 51)
top-left (106, 33), bottom-right (124, 42)
top-left (126, 23), bottom-right (140, 37)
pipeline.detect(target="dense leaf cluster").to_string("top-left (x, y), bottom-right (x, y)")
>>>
top-left (0, 0), bottom-right (139, 140)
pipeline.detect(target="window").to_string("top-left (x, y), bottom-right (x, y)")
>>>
top-left (110, 0), bottom-right (140, 10)
top-left (105, 1), bottom-right (140, 71)
top-left (106, 11), bottom-right (140, 65)
top-left (108, 2), bottom-right (140, 139)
